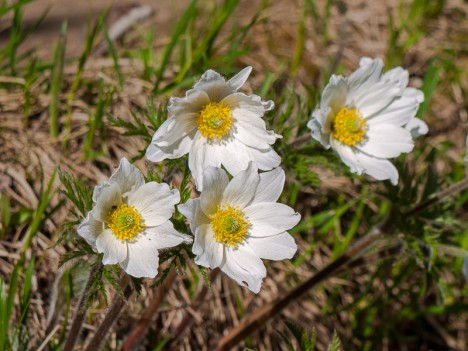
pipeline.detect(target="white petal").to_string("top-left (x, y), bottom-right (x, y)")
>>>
top-left (218, 139), bottom-right (252, 176)
top-left (246, 145), bottom-right (281, 171)
top-left (247, 232), bottom-right (297, 260)
top-left (128, 182), bottom-right (179, 227)
top-left (354, 150), bottom-right (399, 185)
top-left (252, 167), bottom-right (285, 204)
top-left (353, 80), bottom-right (402, 117)
top-left (405, 118), bottom-right (428, 139)
top-left (359, 57), bottom-right (374, 67)
top-left (178, 199), bottom-right (196, 225)
top-left (346, 58), bottom-right (384, 105)
top-left (366, 88), bottom-right (423, 127)
top-left (191, 223), bottom-right (206, 258)
top-left (234, 123), bottom-right (277, 150)
top-left (233, 109), bottom-right (279, 149)
top-left (188, 134), bottom-right (222, 191)
top-left (193, 224), bottom-right (224, 269)
top-left (108, 157), bottom-right (145, 194)
top-left (193, 69), bottom-right (234, 102)
top-left (92, 183), bottom-right (122, 222)
top-left (330, 138), bottom-right (361, 174)
top-left (351, 65), bottom-right (409, 117)
top-left (222, 91), bottom-right (279, 150)
top-left (120, 235), bottom-right (159, 278)
top-left (178, 198), bottom-right (210, 233)
top-left (221, 245), bottom-right (266, 293)
top-left (77, 212), bottom-right (102, 249)
top-left (93, 158), bottom-right (144, 202)
top-left (320, 75), bottom-right (347, 114)
top-left (146, 133), bottom-right (194, 162)
top-left (244, 203), bottom-right (300, 237)
top-left (150, 114), bottom-right (197, 148)
top-left (222, 162), bottom-right (259, 208)
top-left (168, 89), bottom-right (210, 116)
top-left (331, 138), bottom-right (399, 184)
top-left (227, 66), bottom-right (252, 90)
top-left (262, 99), bottom-right (274, 111)
top-left (382, 66), bottom-right (409, 93)
top-left (200, 167), bottom-right (229, 216)
top-left (248, 94), bottom-right (275, 111)
top-left (223, 92), bottom-right (266, 116)
top-left (307, 113), bottom-right (331, 148)
top-left (96, 229), bottom-right (127, 265)
top-left (144, 221), bottom-right (192, 250)
top-left (358, 124), bottom-right (414, 158)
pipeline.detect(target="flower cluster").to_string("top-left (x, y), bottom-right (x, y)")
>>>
top-left (79, 61), bottom-right (428, 292)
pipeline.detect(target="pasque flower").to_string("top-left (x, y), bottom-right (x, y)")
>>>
top-left (146, 67), bottom-right (281, 191)
top-left (178, 162), bottom-right (300, 293)
top-left (78, 158), bottom-right (191, 278)
top-left (308, 57), bottom-right (428, 185)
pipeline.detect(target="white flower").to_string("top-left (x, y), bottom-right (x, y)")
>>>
top-left (308, 57), bottom-right (428, 185)
top-left (178, 162), bottom-right (300, 293)
top-left (146, 67), bottom-right (281, 191)
top-left (78, 158), bottom-right (191, 278)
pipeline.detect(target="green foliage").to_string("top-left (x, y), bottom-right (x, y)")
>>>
top-left (103, 28), bottom-right (124, 87)
top-left (0, 258), bottom-right (35, 351)
top-left (49, 21), bottom-right (67, 138)
top-left (153, 0), bottom-right (197, 93)
top-left (84, 79), bottom-right (114, 159)
top-left (327, 331), bottom-right (342, 351)
top-left (0, 0), bottom-right (46, 75)
top-left (21, 169), bottom-right (57, 257)
top-left (278, 321), bottom-right (317, 351)
top-left (0, 195), bottom-right (11, 239)
top-left (278, 322), bottom-right (343, 351)
top-left (387, 0), bottom-right (435, 66)
top-left (108, 98), bottom-right (167, 161)
top-left (417, 59), bottom-right (441, 119)
top-left (286, 153), bottom-right (321, 188)
top-left (58, 169), bottom-right (93, 220)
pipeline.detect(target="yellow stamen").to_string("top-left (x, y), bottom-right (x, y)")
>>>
top-left (107, 203), bottom-right (144, 241)
top-left (196, 102), bottom-right (233, 140)
top-left (210, 204), bottom-right (250, 248)
top-left (332, 107), bottom-right (367, 146)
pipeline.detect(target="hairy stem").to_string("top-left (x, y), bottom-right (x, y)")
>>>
top-left (84, 274), bottom-right (133, 351)
top-left (62, 262), bottom-right (101, 351)
top-left (122, 269), bottom-right (177, 351)
top-left (215, 176), bottom-right (468, 350)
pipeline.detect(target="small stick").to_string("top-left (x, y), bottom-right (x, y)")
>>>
top-left (84, 274), bottom-right (133, 351)
top-left (62, 262), bottom-right (102, 351)
top-left (122, 269), bottom-right (178, 351)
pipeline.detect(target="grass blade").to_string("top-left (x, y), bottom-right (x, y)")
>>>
top-left (50, 21), bottom-right (68, 138)
top-left (153, 0), bottom-right (197, 93)
top-left (417, 59), bottom-right (441, 118)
